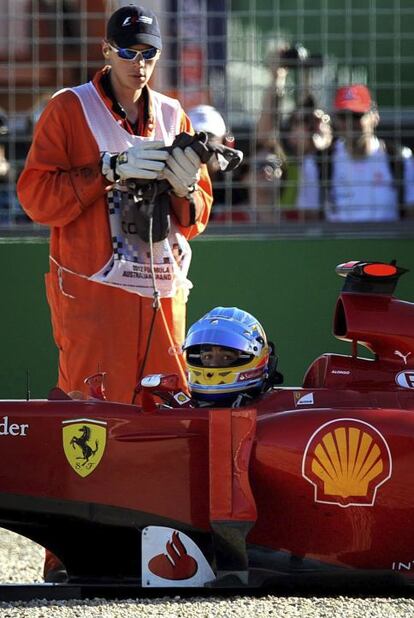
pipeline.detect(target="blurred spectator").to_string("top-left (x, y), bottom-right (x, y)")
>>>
top-left (254, 44), bottom-right (330, 222)
top-left (187, 104), bottom-right (250, 222)
top-left (0, 109), bottom-right (9, 173)
top-left (307, 84), bottom-right (414, 222)
top-left (279, 99), bottom-right (332, 219)
top-left (252, 44), bottom-right (290, 222)
top-left (188, 105), bottom-right (227, 176)
top-left (247, 144), bottom-right (284, 223)
top-left (0, 110), bottom-right (10, 222)
top-left (0, 108), bottom-right (28, 225)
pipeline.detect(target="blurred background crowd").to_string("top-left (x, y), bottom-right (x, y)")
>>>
top-left (1, 0), bottom-right (414, 236)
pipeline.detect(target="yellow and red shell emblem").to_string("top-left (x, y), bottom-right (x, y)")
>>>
top-left (302, 418), bottom-right (392, 507)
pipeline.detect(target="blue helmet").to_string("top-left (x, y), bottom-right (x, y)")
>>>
top-left (182, 307), bottom-right (270, 402)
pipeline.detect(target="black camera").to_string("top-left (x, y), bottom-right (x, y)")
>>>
top-left (279, 44), bottom-right (323, 69)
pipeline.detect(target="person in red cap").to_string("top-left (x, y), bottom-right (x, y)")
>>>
top-left (333, 84), bottom-right (378, 164)
top-left (305, 83), bottom-right (414, 222)
top-left (17, 3), bottom-right (213, 581)
top-left (334, 84), bottom-right (372, 114)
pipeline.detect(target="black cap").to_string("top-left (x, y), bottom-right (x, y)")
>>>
top-left (106, 5), bottom-right (162, 51)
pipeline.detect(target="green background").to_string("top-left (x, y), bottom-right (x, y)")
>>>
top-left (231, 0), bottom-right (414, 107)
top-left (3, 237), bottom-right (414, 399)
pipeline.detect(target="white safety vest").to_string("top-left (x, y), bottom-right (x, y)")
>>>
top-left (54, 81), bottom-right (193, 299)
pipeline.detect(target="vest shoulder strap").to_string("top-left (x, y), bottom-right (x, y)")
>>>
top-left (150, 90), bottom-right (183, 135)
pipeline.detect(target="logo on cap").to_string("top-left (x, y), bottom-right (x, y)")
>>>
top-left (139, 16), bottom-right (153, 24)
top-left (122, 15), bottom-right (153, 27)
top-left (302, 418), bottom-right (392, 507)
top-left (343, 87), bottom-right (357, 101)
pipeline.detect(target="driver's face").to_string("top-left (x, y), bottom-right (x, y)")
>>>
top-left (200, 345), bottom-right (240, 367)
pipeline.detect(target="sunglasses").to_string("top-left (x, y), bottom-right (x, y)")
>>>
top-left (336, 111), bottom-right (365, 121)
top-left (108, 42), bottom-right (159, 62)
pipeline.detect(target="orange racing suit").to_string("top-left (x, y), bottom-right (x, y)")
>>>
top-left (17, 68), bottom-right (213, 403)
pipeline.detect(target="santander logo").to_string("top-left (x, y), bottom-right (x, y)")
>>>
top-left (148, 531), bottom-right (198, 580)
top-left (142, 526), bottom-right (215, 587)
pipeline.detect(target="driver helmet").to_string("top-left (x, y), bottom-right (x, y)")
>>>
top-left (182, 306), bottom-right (270, 403)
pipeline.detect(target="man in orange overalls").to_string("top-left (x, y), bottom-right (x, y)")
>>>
top-left (17, 5), bottom-right (212, 406)
top-left (17, 5), bottom-right (213, 583)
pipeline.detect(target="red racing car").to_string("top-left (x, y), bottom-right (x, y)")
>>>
top-left (0, 259), bottom-right (413, 599)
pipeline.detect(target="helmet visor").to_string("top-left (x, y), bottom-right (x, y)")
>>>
top-left (186, 344), bottom-right (253, 368)
top-left (183, 324), bottom-right (262, 356)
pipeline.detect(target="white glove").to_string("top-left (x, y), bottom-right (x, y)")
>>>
top-left (101, 141), bottom-right (168, 183)
top-left (161, 146), bottom-right (201, 197)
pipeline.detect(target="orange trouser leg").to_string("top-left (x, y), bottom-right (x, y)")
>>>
top-left (48, 266), bottom-right (188, 404)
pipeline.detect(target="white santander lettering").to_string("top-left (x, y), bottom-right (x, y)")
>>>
top-left (0, 416), bottom-right (29, 436)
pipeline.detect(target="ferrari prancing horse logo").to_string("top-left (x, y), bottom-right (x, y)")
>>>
top-left (62, 418), bottom-right (107, 477)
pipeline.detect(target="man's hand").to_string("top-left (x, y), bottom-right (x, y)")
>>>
top-left (101, 141), bottom-right (168, 183)
top-left (160, 146), bottom-right (201, 198)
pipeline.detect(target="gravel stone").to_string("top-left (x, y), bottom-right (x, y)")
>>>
top-left (0, 529), bottom-right (413, 616)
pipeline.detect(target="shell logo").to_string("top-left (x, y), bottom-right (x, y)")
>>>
top-left (302, 418), bottom-right (392, 508)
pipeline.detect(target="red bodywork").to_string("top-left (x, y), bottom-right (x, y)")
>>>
top-left (1, 261), bottom-right (414, 586)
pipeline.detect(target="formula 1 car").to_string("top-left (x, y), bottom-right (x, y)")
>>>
top-left (1, 259), bottom-right (414, 599)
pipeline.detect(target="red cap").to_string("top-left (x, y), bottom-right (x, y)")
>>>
top-left (334, 84), bottom-right (372, 113)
